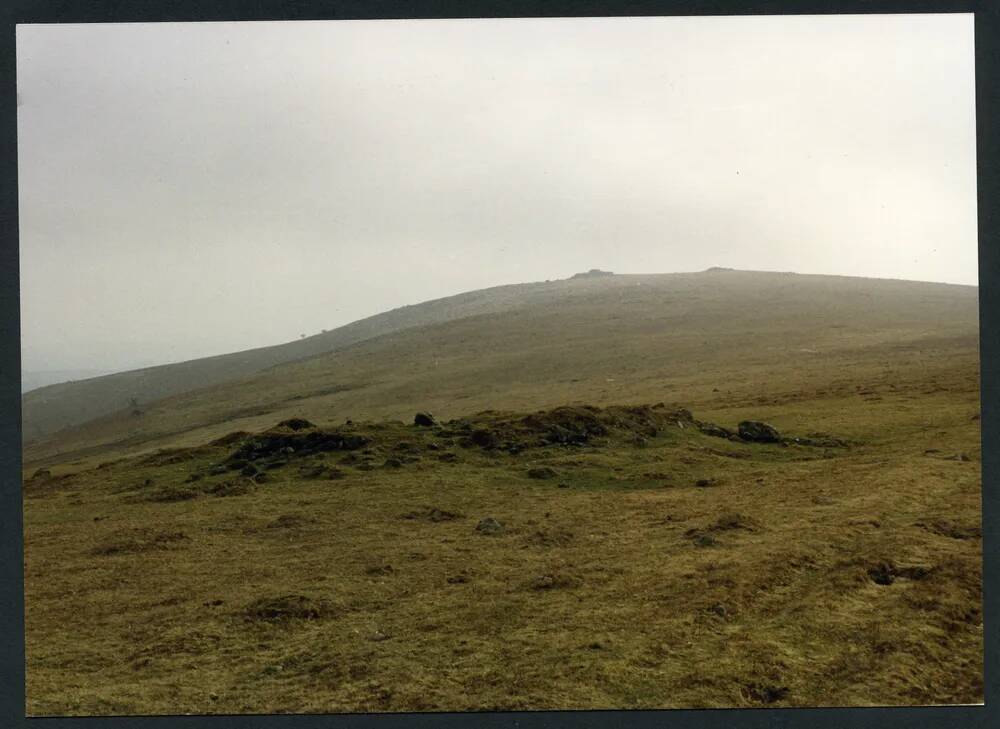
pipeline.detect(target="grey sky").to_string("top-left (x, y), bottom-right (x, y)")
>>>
top-left (17, 14), bottom-right (977, 374)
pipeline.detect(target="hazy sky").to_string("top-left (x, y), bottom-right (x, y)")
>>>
top-left (17, 14), bottom-right (977, 374)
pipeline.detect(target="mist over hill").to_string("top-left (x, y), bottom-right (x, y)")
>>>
top-left (22, 269), bottom-right (978, 467)
top-left (21, 276), bottom-right (566, 442)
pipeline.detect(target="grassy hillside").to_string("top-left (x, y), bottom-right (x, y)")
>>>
top-left (24, 269), bottom-right (979, 469)
top-left (24, 389), bottom-right (981, 713)
top-left (21, 277), bottom-right (562, 442)
top-left (22, 268), bottom-right (982, 713)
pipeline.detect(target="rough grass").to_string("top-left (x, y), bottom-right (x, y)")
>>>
top-left (23, 353), bottom-right (982, 715)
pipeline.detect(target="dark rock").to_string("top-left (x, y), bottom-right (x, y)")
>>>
top-left (383, 458), bottom-right (403, 468)
top-left (414, 412), bottom-right (437, 427)
top-left (697, 421), bottom-right (735, 439)
top-left (470, 429), bottom-right (500, 449)
top-left (868, 562), bottom-right (896, 585)
top-left (738, 420), bottom-right (781, 443)
top-left (275, 418), bottom-right (315, 431)
top-left (228, 429), bottom-right (370, 463)
top-left (744, 683), bottom-right (789, 704)
top-left (475, 517), bottom-right (504, 535)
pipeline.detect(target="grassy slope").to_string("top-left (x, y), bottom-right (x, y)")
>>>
top-left (23, 270), bottom-right (979, 468)
top-left (22, 269), bottom-right (982, 713)
top-left (21, 278), bottom-right (553, 441)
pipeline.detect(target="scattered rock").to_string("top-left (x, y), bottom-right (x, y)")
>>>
top-left (868, 562), bottom-right (895, 585)
top-left (229, 429), bottom-right (370, 464)
top-left (695, 478), bottom-right (719, 488)
top-left (414, 412), bottom-right (437, 427)
top-left (475, 517), bottom-right (505, 535)
top-left (868, 561), bottom-right (934, 585)
top-left (697, 421), bottom-right (736, 440)
top-left (275, 418), bottom-right (315, 431)
top-left (364, 564), bottom-right (394, 576)
top-left (738, 421), bottom-right (782, 443)
top-left (446, 573), bottom-right (470, 584)
top-left (470, 429), bottom-right (501, 449)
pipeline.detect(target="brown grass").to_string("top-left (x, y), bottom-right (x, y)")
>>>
top-left (23, 352), bottom-right (982, 714)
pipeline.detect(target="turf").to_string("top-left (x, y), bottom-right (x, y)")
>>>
top-left (23, 357), bottom-right (982, 713)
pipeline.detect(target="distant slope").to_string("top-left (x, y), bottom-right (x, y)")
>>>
top-left (24, 270), bottom-right (979, 467)
top-left (21, 279), bottom-right (569, 442)
top-left (21, 369), bottom-right (117, 394)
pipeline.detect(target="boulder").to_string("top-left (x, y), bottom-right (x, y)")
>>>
top-left (275, 418), bottom-right (315, 431)
top-left (475, 517), bottom-right (504, 535)
top-left (414, 412), bottom-right (437, 427)
top-left (697, 421), bottom-right (735, 439)
top-left (738, 420), bottom-right (781, 443)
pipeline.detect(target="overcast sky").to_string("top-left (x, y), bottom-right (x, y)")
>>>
top-left (17, 14), bottom-right (977, 374)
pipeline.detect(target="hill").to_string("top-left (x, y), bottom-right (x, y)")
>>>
top-left (21, 277), bottom-right (564, 442)
top-left (24, 269), bottom-right (979, 469)
top-left (22, 267), bottom-right (983, 712)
